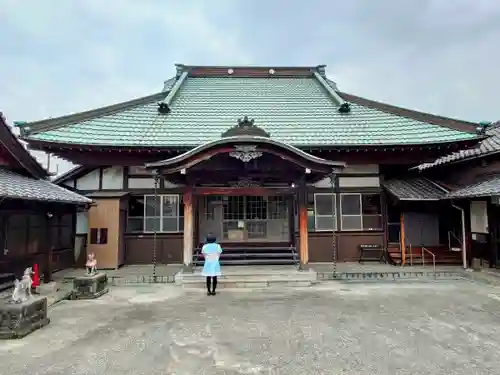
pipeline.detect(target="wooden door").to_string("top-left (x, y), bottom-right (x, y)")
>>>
top-left (87, 199), bottom-right (120, 269)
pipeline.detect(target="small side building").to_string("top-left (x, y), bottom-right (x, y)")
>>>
top-left (417, 122), bottom-right (500, 268)
top-left (0, 112), bottom-right (91, 287)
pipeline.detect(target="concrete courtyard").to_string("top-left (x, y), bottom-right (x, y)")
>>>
top-left (1, 281), bottom-right (500, 374)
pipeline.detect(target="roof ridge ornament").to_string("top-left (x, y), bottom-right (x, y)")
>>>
top-left (221, 116), bottom-right (271, 138)
top-left (157, 102), bottom-right (171, 114)
top-left (338, 102), bottom-right (351, 114)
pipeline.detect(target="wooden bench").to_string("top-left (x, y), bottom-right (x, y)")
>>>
top-left (358, 244), bottom-right (386, 264)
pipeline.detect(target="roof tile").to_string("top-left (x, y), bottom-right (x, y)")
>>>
top-left (446, 174), bottom-right (500, 199)
top-left (0, 168), bottom-right (91, 204)
top-left (25, 76), bottom-right (479, 147)
top-left (383, 177), bottom-right (448, 201)
top-left (419, 122), bottom-right (500, 170)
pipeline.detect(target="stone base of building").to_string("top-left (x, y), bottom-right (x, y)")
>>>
top-left (0, 296), bottom-right (50, 339)
top-left (298, 262), bottom-right (311, 271)
top-left (72, 272), bottom-right (109, 300)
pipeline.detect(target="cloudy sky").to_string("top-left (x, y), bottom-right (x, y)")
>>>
top-left (1, 0), bottom-right (499, 174)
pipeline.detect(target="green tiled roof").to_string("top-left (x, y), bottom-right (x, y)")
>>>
top-left (22, 73), bottom-right (479, 147)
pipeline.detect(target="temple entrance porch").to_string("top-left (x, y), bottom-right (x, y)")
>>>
top-left (194, 191), bottom-right (297, 266)
top-left (144, 117), bottom-right (345, 268)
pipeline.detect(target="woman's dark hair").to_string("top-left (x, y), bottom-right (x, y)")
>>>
top-left (206, 233), bottom-right (217, 243)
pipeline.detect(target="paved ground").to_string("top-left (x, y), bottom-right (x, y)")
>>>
top-left (2, 281), bottom-right (500, 374)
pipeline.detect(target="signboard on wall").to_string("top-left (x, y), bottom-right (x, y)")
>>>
top-left (470, 201), bottom-right (488, 234)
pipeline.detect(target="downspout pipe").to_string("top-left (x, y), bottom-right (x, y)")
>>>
top-left (451, 202), bottom-right (467, 269)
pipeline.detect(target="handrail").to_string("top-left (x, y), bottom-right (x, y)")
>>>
top-left (448, 230), bottom-right (462, 248)
top-left (421, 246), bottom-right (436, 274)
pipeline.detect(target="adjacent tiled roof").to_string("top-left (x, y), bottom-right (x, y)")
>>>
top-left (0, 168), bottom-right (91, 204)
top-left (446, 175), bottom-right (500, 199)
top-left (0, 112), bottom-right (48, 178)
top-left (383, 177), bottom-right (449, 201)
top-left (19, 65), bottom-right (479, 147)
top-left (418, 122), bottom-right (500, 170)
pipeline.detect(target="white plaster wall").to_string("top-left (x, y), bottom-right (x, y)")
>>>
top-left (338, 176), bottom-right (380, 188)
top-left (128, 177), bottom-right (180, 189)
top-left (102, 166), bottom-right (124, 189)
top-left (313, 175), bottom-right (380, 188)
top-left (128, 177), bottom-right (156, 189)
top-left (164, 180), bottom-right (180, 188)
top-left (342, 164), bottom-right (379, 174)
top-left (76, 169), bottom-right (100, 190)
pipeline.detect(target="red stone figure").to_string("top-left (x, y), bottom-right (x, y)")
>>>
top-left (32, 263), bottom-right (40, 288)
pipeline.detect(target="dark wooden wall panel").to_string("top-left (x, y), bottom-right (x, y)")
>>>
top-left (124, 234), bottom-right (183, 264)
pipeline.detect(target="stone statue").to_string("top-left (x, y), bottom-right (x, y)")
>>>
top-left (74, 252), bottom-right (108, 299)
top-left (11, 267), bottom-right (33, 303)
top-left (85, 253), bottom-right (97, 276)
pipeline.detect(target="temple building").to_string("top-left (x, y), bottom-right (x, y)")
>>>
top-left (16, 64), bottom-right (484, 269)
top-left (0, 112), bottom-right (90, 290)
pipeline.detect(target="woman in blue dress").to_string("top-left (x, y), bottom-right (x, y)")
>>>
top-left (201, 233), bottom-right (223, 295)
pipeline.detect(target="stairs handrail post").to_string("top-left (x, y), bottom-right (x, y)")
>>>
top-left (422, 247), bottom-right (436, 276)
top-left (409, 243), bottom-right (413, 266)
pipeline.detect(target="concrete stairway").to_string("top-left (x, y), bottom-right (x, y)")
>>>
top-left (192, 246), bottom-right (298, 266)
top-left (176, 266), bottom-right (318, 289)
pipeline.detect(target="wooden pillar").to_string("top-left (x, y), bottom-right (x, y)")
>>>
top-left (298, 181), bottom-right (309, 266)
top-left (400, 212), bottom-right (406, 266)
top-left (44, 212), bottom-right (53, 283)
top-left (183, 188), bottom-right (194, 266)
top-left (288, 195), bottom-right (296, 247)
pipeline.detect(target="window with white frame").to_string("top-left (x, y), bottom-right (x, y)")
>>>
top-left (340, 193), bottom-right (382, 231)
top-left (127, 195), bottom-right (184, 233)
top-left (313, 193), bottom-right (337, 231)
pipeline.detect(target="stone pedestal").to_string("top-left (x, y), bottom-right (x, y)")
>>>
top-left (72, 272), bottom-right (109, 300)
top-left (472, 258), bottom-right (482, 271)
top-left (0, 296), bottom-right (50, 339)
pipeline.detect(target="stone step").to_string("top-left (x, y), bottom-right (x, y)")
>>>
top-left (181, 272), bottom-right (316, 281)
top-left (193, 247), bottom-right (298, 267)
top-left (179, 278), bottom-right (317, 289)
top-left (215, 252), bottom-right (296, 258)
top-left (195, 246), bottom-right (295, 252)
top-left (192, 259), bottom-right (297, 266)
top-left (194, 253), bottom-right (296, 261)
top-left (177, 269), bottom-right (317, 288)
